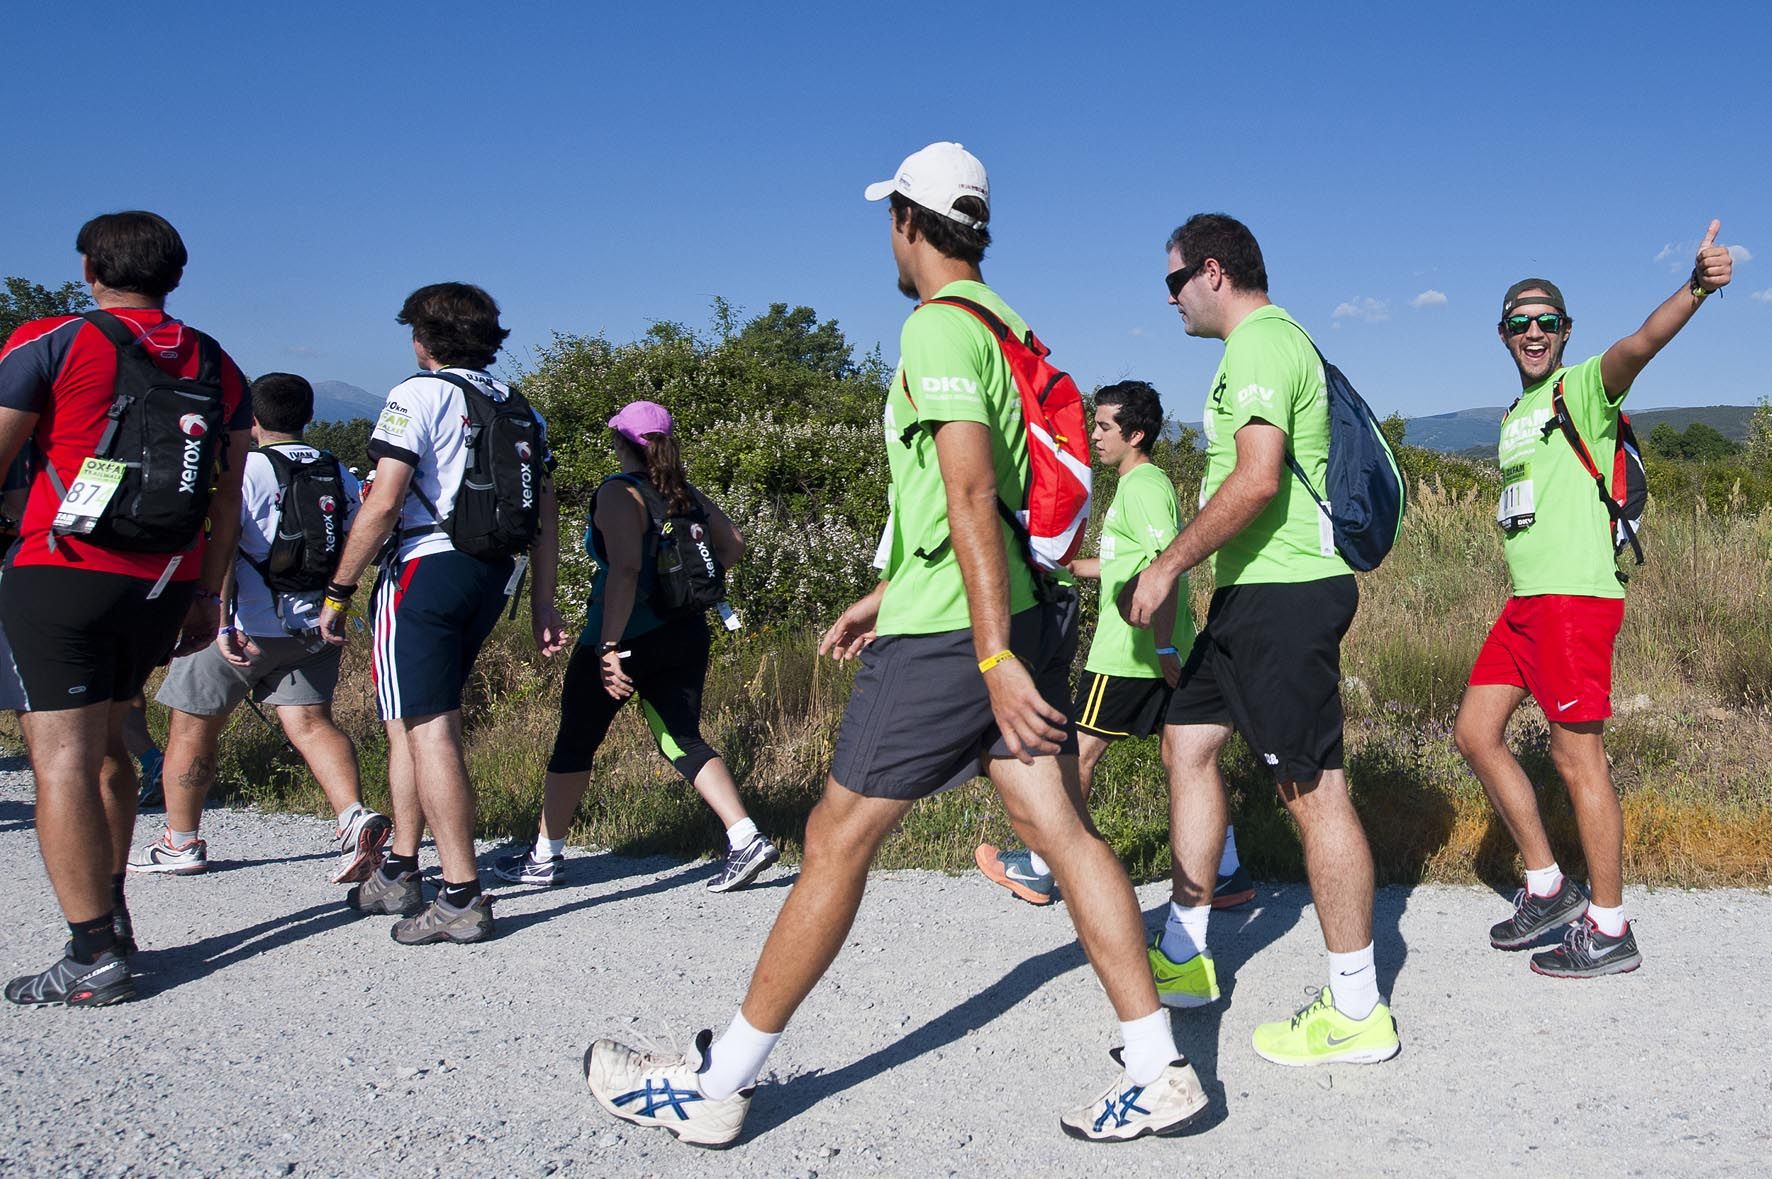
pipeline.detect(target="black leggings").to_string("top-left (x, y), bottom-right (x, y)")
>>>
top-left (546, 621), bottom-right (719, 781)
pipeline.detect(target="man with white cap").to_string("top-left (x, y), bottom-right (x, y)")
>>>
top-left (585, 142), bottom-right (1209, 1146)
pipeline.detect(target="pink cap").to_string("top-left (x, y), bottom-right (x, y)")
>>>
top-left (609, 400), bottom-right (673, 447)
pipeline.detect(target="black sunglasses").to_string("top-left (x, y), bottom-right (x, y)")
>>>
top-left (1501, 312), bottom-right (1568, 336)
top-left (1165, 261), bottom-right (1207, 298)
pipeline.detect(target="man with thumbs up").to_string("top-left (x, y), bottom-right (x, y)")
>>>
top-left (1454, 222), bottom-right (1733, 979)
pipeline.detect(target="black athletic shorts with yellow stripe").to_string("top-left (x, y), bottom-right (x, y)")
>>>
top-left (1071, 671), bottom-right (1172, 740)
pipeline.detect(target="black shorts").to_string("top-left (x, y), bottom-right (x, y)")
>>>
top-left (0, 561), bottom-right (194, 713)
top-left (1073, 672), bottom-right (1171, 740)
top-left (547, 619), bottom-right (719, 781)
top-left (370, 549), bottom-right (512, 720)
top-left (1166, 575), bottom-right (1357, 782)
top-left (830, 598), bottom-right (1078, 801)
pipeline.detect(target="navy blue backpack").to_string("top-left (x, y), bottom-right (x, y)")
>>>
top-left (1283, 324), bottom-right (1406, 571)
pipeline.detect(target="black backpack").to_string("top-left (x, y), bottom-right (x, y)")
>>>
top-left (611, 474), bottom-right (726, 618)
top-left (242, 445), bottom-right (350, 593)
top-left (47, 310), bottom-right (227, 553)
top-left (1541, 377), bottom-right (1648, 569)
top-left (408, 371), bottom-right (544, 560)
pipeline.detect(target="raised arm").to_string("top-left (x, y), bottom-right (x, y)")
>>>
top-left (1600, 219), bottom-right (1733, 398)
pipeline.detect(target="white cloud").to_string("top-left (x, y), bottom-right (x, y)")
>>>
top-left (1659, 239), bottom-right (1754, 272)
top-left (1728, 244), bottom-right (1754, 264)
top-left (1410, 289), bottom-right (1448, 309)
top-left (1654, 243), bottom-right (1678, 265)
top-left (1332, 297), bottom-right (1390, 323)
top-left (1751, 289), bottom-right (1772, 303)
top-left (1127, 326), bottom-right (1147, 337)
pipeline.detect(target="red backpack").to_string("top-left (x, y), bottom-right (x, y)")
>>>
top-left (916, 296), bottom-right (1092, 571)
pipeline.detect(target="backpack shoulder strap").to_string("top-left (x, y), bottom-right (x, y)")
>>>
top-left (605, 472), bottom-right (667, 529)
top-left (1542, 378), bottom-right (1642, 563)
top-left (78, 309), bottom-right (141, 351)
top-left (923, 295), bottom-right (1011, 342)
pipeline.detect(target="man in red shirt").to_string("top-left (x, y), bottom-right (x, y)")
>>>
top-left (0, 211), bottom-right (252, 1006)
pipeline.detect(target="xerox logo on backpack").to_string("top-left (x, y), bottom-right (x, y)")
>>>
top-left (179, 414), bottom-right (208, 437)
top-left (177, 415), bottom-right (210, 494)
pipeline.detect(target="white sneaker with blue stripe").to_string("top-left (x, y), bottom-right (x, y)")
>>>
top-left (1059, 1051), bottom-right (1208, 1142)
top-left (584, 1028), bottom-right (749, 1148)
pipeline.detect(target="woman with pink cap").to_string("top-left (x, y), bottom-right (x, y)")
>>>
top-left (495, 400), bottom-right (779, 892)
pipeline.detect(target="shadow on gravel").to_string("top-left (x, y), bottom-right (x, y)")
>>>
top-left (205, 849), bottom-right (336, 872)
top-left (743, 939), bottom-right (1118, 1141)
top-left (0, 798), bottom-right (33, 833)
top-left (492, 862), bottom-right (726, 938)
top-left (129, 900), bottom-right (355, 995)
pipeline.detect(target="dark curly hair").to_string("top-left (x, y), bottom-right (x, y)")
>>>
top-left (1165, 213), bottom-right (1269, 294)
top-left (397, 282), bottom-right (511, 370)
top-left (889, 191), bottom-right (991, 265)
top-left (1094, 380), bottom-right (1164, 454)
top-left (75, 211), bottom-right (187, 298)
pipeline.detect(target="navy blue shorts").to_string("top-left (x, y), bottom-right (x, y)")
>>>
top-left (370, 549), bottom-right (512, 720)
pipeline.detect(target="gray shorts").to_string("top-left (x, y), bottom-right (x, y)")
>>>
top-left (156, 635), bottom-right (342, 716)
top-left (830, 599), bottom-right (1078, 801)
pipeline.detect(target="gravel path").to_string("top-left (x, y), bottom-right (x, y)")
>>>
top-left (0, 759), bottom-right (1766, 1177)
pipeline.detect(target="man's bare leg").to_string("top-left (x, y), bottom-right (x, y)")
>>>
top-left (1454, 683), bottom-right (1557, 869)
top-left (160, 709), bottom-right (231, 837)
top-left (1548, 721), bottom-right (1623, 909)
top-left (383, 718), bottom-right (423, 861)
top-left (21, 703), bottom-right (114, 924)
top-left (1280, 769), bottom-right (1374, 954)
top-left (402, 710), bottom-right (477, 884)
top-left (279, 703), bottom-right (363, 817)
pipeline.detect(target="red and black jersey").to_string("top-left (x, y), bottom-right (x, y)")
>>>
top-left (0, 308), bottom-right (253, 580)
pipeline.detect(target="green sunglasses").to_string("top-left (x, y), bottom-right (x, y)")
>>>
top-left (1502, 312), bottom-right (1569, 336)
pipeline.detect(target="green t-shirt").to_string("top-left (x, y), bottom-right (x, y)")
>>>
top-left (1199, 305), bottom-right (1349, 585)
top-left (1084, 462), bottom-right (1194, 677)
top-left (1496, 355), bottom-right (1628, 599)
top-left (875, 280), bottom-right (1038, 635)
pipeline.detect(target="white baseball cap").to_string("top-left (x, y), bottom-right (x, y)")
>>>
top-left (863, 142), bottom-right (989, 229)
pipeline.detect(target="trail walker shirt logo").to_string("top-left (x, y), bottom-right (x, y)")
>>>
top-left (1497, 407), bottom-right (1552, 529)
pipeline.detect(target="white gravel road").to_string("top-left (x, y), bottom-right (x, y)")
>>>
top-left (0, 759), bottom-right (1766, 1177)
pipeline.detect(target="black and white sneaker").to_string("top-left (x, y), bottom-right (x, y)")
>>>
top-left (1531, 918), bottom-right (1642, 979)
top-left (493, 849), bottom-right (563, 886)
top-left (1490, 876), bottom-right (1587, 949)
top-left (707, 835), bottom-right (779, 893)
top-left (4, 946), bottom-right (134, 1007)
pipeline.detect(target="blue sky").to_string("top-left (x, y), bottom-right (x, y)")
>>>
top-left (4, 2), bottom-right (1767, 423)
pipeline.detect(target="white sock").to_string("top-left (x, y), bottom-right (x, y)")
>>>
top-left (1118, 1009), bottom-right (1179, 1086)
top-left (1158, 902), bottom-right (1211, 964)
top-left (725, 818), bottom-right (759, 851)
top-left (1218, 825), bottom-right (1240, 876)
top-left (699, 1010), bottom-right (780, 1099)
top-left (168, 827), bottom-right (199, 847)
top-left (1026, 849), bottom-right (1052, 877)
top-left (1585, 903), bottom-right (1627, 938)
top-left (1524, 862), bottom-right (1564, 897)
top-left (533, 834), bottom-right (566, 861)
top-left (1327, 944), bottom-right (1380, 1021)
top-left (335, 802), bottom-right (364, 829)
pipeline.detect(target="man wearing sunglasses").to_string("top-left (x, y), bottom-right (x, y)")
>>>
top-left (1453, 222), bottom-right (1733, 979)
top-left (1128, 213), bottom-right (1399, 1068)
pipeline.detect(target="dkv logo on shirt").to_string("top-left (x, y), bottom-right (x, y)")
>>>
top-left (920, 376), bottom-right (980, 400)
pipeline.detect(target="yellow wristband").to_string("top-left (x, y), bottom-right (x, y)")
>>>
top-left (323, 594), bottom-right (351, 612)
top-left (977, 649), bottom-right (1018, 674)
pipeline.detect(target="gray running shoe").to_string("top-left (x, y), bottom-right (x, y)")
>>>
top-left (127, 830), bottom-right (207, 875)
top-left (1490, 876), bottom-right (1587, 949)
top-left (493, 848), bottom-right (563, 886)
top-left (4, 945), bottom-right (134, 1007)
top-left (390, 894), bottom-right (494, 945)
top-left (707, 835), bottom-right (779, 893)
top-left (1530, 919), bottom-right (1642, 979)
top-left (347, 868), bottom-right (424, 917)
top-left (331, 810), bottom-right (393, 885)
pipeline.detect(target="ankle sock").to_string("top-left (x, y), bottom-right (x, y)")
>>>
top-left (1524, 862), bottom-right (1564, 897)
top-left (1158, 902), bottom-right (1210, 964)
top-left (533, 834), bottom-right (566, 861)
top-left (700, 1010), bottom-right (780, 1099)
top-left (1026, 849), bottom-right (1052, 878)
top-left (168, 827), bottom-right (199, 848)
top-left (1327, 944), bottom-right (1380, 1021)
top-left (1218, 825), bottom-right (1240, 876)
top-left (1584, 903), bottom-right (1626, 938)
top-left (1118, 1008), bottom-right (1179, 1086)
top-left (724, 818), bottom-right (759, 851)
top-left (69, 913), bottom-right (117, 964)
top-left (380, 852), bottom-right (419, 881)
top-left (440, 879), bottom-right (482, 908)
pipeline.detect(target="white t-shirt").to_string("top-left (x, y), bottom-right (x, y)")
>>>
top-left (366, 367), bottom-right (551, 561)
top-left (233, 443), bottom-right (363, 637)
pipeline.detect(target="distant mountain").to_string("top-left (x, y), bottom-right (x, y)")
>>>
top-left (1405, 403), bottom-right (1759, 454)
top-left (311, 380), bottom-right (381, 423)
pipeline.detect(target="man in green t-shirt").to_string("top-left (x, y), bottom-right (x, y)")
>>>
top-left (586, 143), bottom-right (1208, 1147)
top-left (975, 379), bottom-right (1254, 928)
top-left (1454, 222), bottom-right (1734, 980)
top-left (1127, 213), bottom-right (1399, 1069)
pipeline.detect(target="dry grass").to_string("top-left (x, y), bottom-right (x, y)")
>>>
top-left (15, 488), bottom-right (1765, 889)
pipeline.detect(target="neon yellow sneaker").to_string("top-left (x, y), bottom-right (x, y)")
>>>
top-left (1251, 988), bottom-right (1400, 1066)
top-left (1146, 941), bottom-right (1221, 1008)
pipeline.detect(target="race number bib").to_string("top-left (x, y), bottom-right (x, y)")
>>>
top-left (51, 458), bottom-right (126, 535)
top-left (1497, 465), bottom-right (1536, 530)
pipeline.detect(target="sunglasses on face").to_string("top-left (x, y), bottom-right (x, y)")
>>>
top-left (1165, 261), bottom-right (1206, 298)
top-left (1502, 313), bottom-right (1567, 336)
